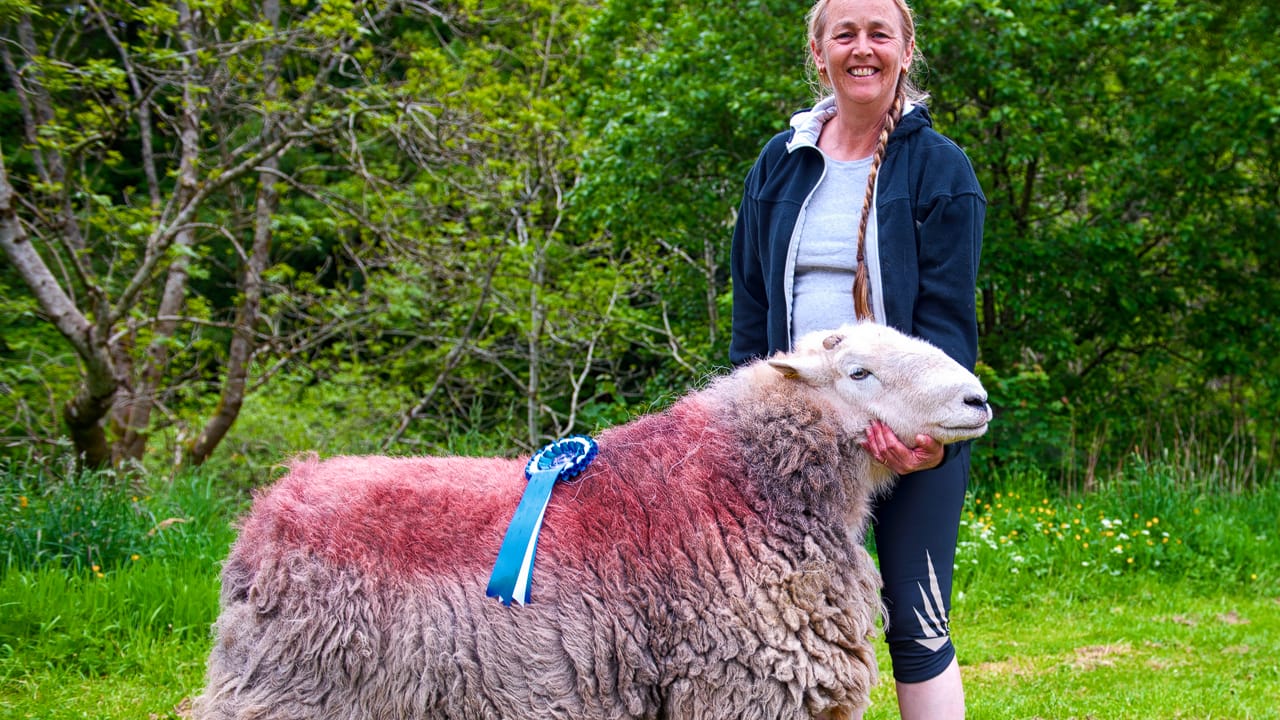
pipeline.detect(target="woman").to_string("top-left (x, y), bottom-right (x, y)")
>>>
top-left (729, 0), bottom-right (985, 716)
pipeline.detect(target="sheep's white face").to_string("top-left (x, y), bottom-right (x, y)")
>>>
top-left (770, 323), bottom-right (991, 445)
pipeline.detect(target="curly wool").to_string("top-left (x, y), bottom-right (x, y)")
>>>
top-left (194, 364), bottom-right (898, 720)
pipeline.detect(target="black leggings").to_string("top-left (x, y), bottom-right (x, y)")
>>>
top-left (870, 443), bottom-right (970, 683)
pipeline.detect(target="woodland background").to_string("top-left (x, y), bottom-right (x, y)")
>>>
top-left (1, 0), bottom-right (1277, 488)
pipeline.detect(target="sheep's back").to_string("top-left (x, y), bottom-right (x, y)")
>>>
top-left (229, 454), bottom-right (527, 583)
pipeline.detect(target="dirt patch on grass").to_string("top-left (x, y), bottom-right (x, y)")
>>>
top-left (1071, 642), bottom-right (1132, 670)
top-left (1216, 610), bottom-right (1250, 625)
top-left (967, 655), bottom-right (1042, 679)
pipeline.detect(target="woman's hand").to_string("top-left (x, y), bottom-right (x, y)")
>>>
top-left (861, 420), bottom-right (944, 475)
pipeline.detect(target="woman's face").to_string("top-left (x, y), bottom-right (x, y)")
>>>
top-left (811, 0), bottom-right (913, 110)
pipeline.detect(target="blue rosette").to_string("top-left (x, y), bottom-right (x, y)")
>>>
top-left (486, 435), bottom-right (597, 605)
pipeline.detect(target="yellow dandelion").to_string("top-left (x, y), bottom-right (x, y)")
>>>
top-left (18, 496), bottom-right (28, 509)
top-left (1127, 557), bottom-right (1134, 564)
top-left (1152, 517), bottom-right (1160, 524)
top-left (131, 554), bottom-right (141, 562)
top-left (1083, 542), bottom-right (1090, 549)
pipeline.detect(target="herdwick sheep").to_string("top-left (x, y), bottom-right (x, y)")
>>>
top-left (193, 321), bottom-right (991, 720)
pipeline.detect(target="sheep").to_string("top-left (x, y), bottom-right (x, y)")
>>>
top-left (193, 321), bottom-right (991, 720)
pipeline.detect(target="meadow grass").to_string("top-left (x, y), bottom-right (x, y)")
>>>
top-left (1, 456), bottom-right (1277, 719)
top-left (0, 459), bottom-right (238, 719)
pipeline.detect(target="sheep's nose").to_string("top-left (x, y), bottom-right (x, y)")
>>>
top-left (964, 394), bottom-right (988, 410)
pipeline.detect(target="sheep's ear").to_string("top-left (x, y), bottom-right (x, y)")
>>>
top-left (768, 353), bottom-right (830, 382)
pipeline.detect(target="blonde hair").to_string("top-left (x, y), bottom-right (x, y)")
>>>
top-left (805, 0), bottom-right (926, 319)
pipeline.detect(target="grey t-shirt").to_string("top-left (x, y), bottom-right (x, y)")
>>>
top-left (791, 154), bottom-right (873, 345)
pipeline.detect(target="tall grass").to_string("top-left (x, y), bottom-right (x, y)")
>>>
top-left (0, 459), bottom-right (239, 717)
top-left (0, 457), bottom-right (241, 573)
top-left (958, 457), bottom-right (1280, 606)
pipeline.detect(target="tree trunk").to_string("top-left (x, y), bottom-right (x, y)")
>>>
top-left (1, 149), bottom-right (118, 468)
top-left (187, 0), bottom-right (282, 465)
top-left (117, 1), bottom-right (205, 462)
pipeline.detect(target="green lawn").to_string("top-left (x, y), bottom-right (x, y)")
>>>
top-left (2, 461), bottom-right (1277, 719)
top-left (1, 573), bottom-right (1274, 719)
top-left (870, 583), bottom-right (1280, 719)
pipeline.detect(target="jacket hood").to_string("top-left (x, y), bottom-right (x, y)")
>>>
top-left (786, 97), bottom-right (931, 152)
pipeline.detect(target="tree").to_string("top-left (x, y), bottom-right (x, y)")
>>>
top-left (573, 0), bottom-right (811, 368)
top-left (370, 0), bottom-right (650, 453)
top-left (0, 0), bottom-right (448, 467)
top-left (923, 0), bottom-right (1280, 473)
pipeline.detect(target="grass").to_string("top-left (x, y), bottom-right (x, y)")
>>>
top-left (0, 563), bottom-right (215, 719)
top-left (0, 459), bottom-right (239, 720)
top-left (868, 582), bottom-right (1280, 718)
top-left (1, 456), bottom-right (1277, 719)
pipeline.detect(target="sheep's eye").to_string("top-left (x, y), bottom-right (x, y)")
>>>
top-left (849, 368), bottom-right (872, 380)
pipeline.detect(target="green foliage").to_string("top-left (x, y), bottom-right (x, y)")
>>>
top-left (0, 461), bottom-right (235, 716)
top-left (1, 0), bottom-right (1276, 485)
top-left (0, 269), bottom-right (78, 457)
top-left (924, 0), bottom-right (1280, 475)
top-left (573, 0), bottom-right (809, 364)
top-left (915, 588), bottom-right (1280, 719)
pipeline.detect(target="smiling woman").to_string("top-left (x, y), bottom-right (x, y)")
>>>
top-left (728, 0), bottom-right (986, 717)
top-left (808, 0), bottom-right (915, 139)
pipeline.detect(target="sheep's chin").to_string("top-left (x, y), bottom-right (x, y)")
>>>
top-left (932, 422), bottom-right (990, 444)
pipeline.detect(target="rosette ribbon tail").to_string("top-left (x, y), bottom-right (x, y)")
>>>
top-left (486, 467), bottom-right (560, 606)
top-left (486, 435), bottom-right (597, 606)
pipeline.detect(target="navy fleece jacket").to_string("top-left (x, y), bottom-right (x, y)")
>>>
top-left (730, 104), bottom-right (985, 372)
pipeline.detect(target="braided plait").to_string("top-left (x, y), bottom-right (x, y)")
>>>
top-left (852, 77), bottom-right (907, 320)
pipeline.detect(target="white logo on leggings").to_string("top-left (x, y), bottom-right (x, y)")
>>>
top-left (912, 550), bottom-right (951, 652)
